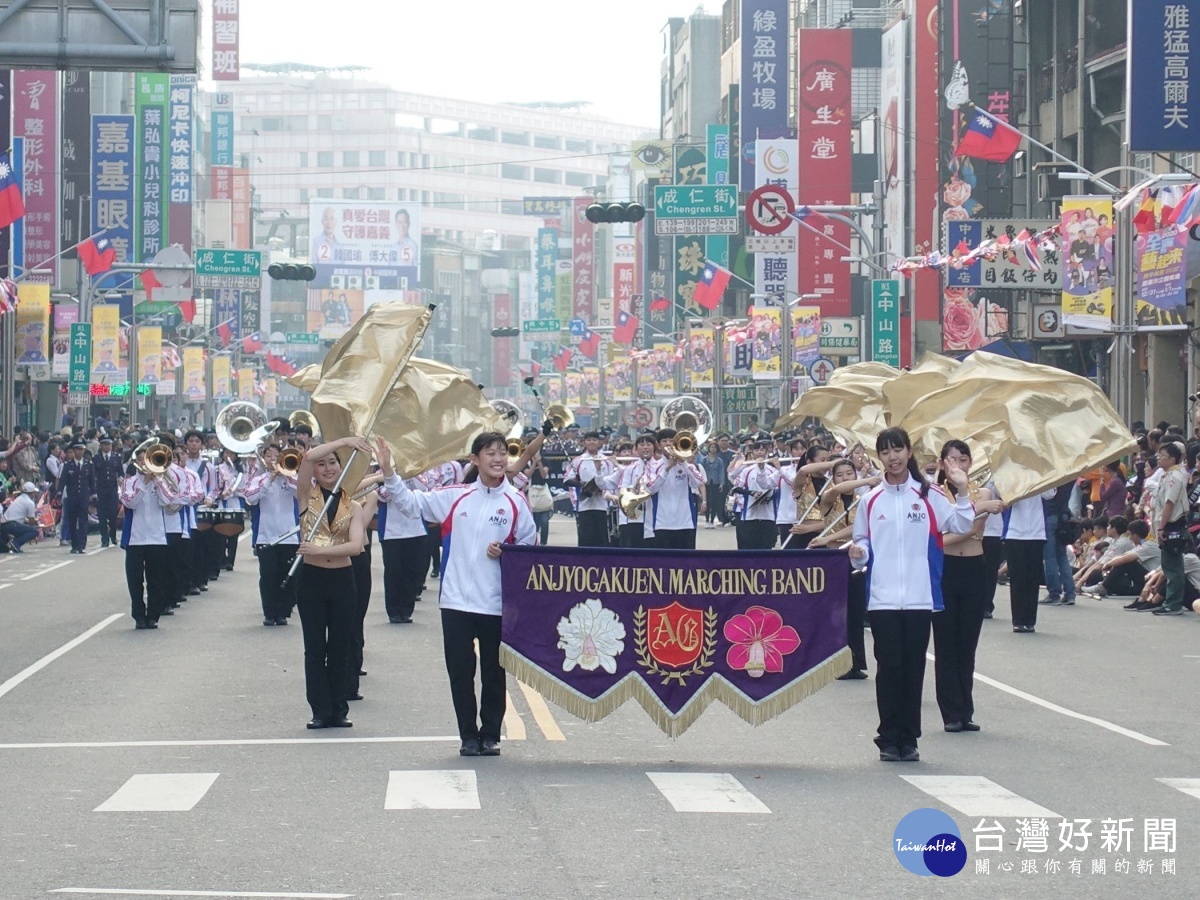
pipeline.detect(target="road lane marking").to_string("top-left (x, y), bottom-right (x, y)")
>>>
top-left (901, 776), bottom-right (1060, 818)
top-left (503, 690), bottom-right (526, 740)
top-left (384, 770), bottom-right (479, 810)
top-left (1157, 778), bottom-right (1200, 800)
top-left (52, 890), bottom-right (351, 898)
top-left (517, 680), bottom-right (565, 741)
top-left (926, 652), bottom-right (1169, 746)
top-left (0, 735), bottom-right (460, 750)
top-left (95, 773), bottom-right (220, 812)
top-left (0, 583), bottom-right (12, 591)
top-left (86, 547), bottom-right (108, 555)
top-left (0, 613), bottom-right (122, 701)
top-left (647, 773), bottom-right (770, 814)
top-left (22, 560), bottom-right (74, 580)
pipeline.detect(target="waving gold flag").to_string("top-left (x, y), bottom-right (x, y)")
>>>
top-left (776, 361), bottom-right (899, 449)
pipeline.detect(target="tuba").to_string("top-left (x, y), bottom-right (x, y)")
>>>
top-left (289, 409), bottom-right (319, 435)
top-left (659, 396), bottom-right (712, 460)
top-left (545, 404), bottom-right (574, 432)
top-left (217, 401), bottom-right (273, 456)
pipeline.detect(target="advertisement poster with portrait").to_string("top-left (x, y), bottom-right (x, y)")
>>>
top-left (307, 289), bottom-right (365, 341)
top-left (15, 283), bottom-right (50, 366)
top-left (687, 327), bottom-right (715, 389)
top-left (1059, 196), bottom-right (1114, 330)
top-left (749, 306), bottom-right (783, 381)
top-left (308, 201), bottom-right (420, 290)
top-left (1134, 226), bottom-right (1188, 330)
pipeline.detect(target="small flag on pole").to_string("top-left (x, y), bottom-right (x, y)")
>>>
top-left (0, 152), bottom-right (26, 229)
top-left (952, 109), bottom-right (1022, 163)
top-left (613, 309), bottom-right (640, 345)
top-left (692, 261), bottom-right (732, 311)
top-left (78, 236), bottom-right (116, 276)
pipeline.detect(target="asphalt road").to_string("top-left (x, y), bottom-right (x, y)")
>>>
top-left (1, 516), bottom-right (1198, 899)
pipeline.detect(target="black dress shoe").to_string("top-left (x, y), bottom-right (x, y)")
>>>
top-left (144, 620), bottom-right (158, 629)
top-left (223, 564), bottom-right (234, 572)
top-left (944, 721), bottom-right (964, 733)
top-left (899, 746), bottom-right (920, 762)
top-left (272, 617), bottom-right (287, 625)
top-left (359, 669), bottom-right (367, 677)
top-left (346, 692), bottom-right (363, 701)
top-left (837, 669), bottom-right (868, 680)
top-left (480, 739), bottom-right (501, 756)
top-left (188, 588), bottom-right (201, 596)
top-left (159, 609), bottom-right (174, 616)
top-left (198, 585), bottom-right (208, 592)
top-left (879, 745), bottom-right (900, 762)
top-left (263, 618), bottom-right (277, 626)
top-left (306, 718), bottom-right (327, 729)
top-left (459, 738), bottom-right (481, 757)
top-left (962, 721), bottom-right (981, 732)
top-left (135, 620), bottom-right (149, 630)
top-left (328, 717), bottom-right (352, 728)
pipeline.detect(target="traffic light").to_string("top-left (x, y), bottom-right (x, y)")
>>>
top-left (585, 202), bottom-right (646, 224)
top-left (490, 327), bottom-right (520, 338)
top-left (267, 263), bottom-right (317, 281)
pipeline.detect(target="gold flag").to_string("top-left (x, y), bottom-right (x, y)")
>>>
top-left (776, 360), bottom-right (900, 449)
top-left (287, 364), bottom-right (321, 393)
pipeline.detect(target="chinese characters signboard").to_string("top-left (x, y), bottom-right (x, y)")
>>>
top-left (739, 0), bottom-right (789, 190)
top-left (945, 220), bottom-right (1061, 290)
top-left (14, 71), bottom-right (59, 281)
top-left (135, 74), bottom-right (168, 262)
top-left (872, 280), bottom-right (901, 366)
top-left (212, 0), bottom-right (240, 81)
top-left (91, 115), bottom-right (135, 265)
top-left (1129, 1), bottom-right (1198, 152)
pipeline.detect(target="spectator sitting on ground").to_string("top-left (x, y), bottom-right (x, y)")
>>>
top-left (1085, 519), bottom-right (1159, 599)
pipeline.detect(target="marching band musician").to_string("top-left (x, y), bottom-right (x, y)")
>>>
top-left (243, 443), bottom-right (300, 626)
top-left (644, 427), bottom-right (706, 550)
top-left (375, 433), bottom-right (536, 758)
top-left (420, 459), bottom-right (464, 579)
top-left (729, 438), bottom-right (781, 550)
top-left (216, 447), bottom-right (250, 572)
top-left (563, 431), bottom-right (615, 547)
top-left (120, 444), bottom-right (183, 630)
top-left (154, 435), bottom-right (188, 615)
top-left (183, 430), bottom-right (219, 594)
top-left (377, 466), bottom-right (429, 625)
top-left (771, 436), bottom-right (808, 547)
top-left (613, 432), bottom-right (657, 548)
top-left (785, 445), bottom-right (835, 550)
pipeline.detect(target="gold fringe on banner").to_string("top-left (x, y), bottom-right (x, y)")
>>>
top-left (500, 644), bottom-right (852, 738)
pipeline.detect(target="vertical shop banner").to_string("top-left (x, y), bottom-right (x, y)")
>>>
top-left (571, 198), bottom-right (595, 320)
top-left (555, 259), bottom-right (573, 322)
top-left (608, 355), bottom-right (633, 402)
top-left (231, 167), bottom-right (251, 248)
top-left (1060, 196), bottom-right (1114, 330)
top-left (183, 346), bottom-right (206, 401)
top-left (210, 164), bottom-right (232, 200)
top-left (546, 377), bottom-right (563, 406)
top-left (69, 323), bottom-right (91, 392)
top-left (264, 377), bottom-right (278, 411)
top-left (240, 290), bottom-right (261, 336)
top-left (536, 227), bottom-right (557, 318)
top-left (212, 0), bottom-right (240, 81)
top-left (881, 19), bottom-right (908, 267)
top-left (739, 0), bottom-right (789, 190)
top-left (237, 366), bottom-right (255, 401)
top-left (14, 71), bottom-right (59, 280)
top-left (651, 342), bottom-right (676, 396)
top-left (493, 293), bottom-right (514, 387)
top-left (612, 237), bottom-right (636, 314)
top-left (212, 356), bottom-right (232, 400)
top-left (137, 326), bottom-right (162, 386)
top-left (566, 372), bottom-right (582, 409)
top-left (90, 305), bottom-right (123, 382)
top-left (871, 280), bottom-right (901, 367)
top-left (168, 75), bottom-right (195, 251)
top-left (0, 71), bottom-right (10, 276)
top-left (15, 283), bottom-right (50, 365)
top-left (1129, 0), bottom-right (1199, 152)
top-left (911, 0), bottom-right (940, 351)
top-left (581, 366), bottom-right (599, 407)
top-left (135, 74), bottom-right (168, 262)
top-left (792, 306), bottom-right (821, 374)
top-left (688, 327), bottom-right (715, 389)
top-left (1134, 226), bottom-right (1189, 328)
top-left (749, 306), bottom-right (782, 381)
top-left (211, 110), bottom-right (235, 166)
top-left (60, 70), bottom-right (90, 254)
top-left (754, 138), bottom-right (799, 307)
top-left (213, 288), bottom-right (242, 340)
top-left (706, 124), bottom-right (731, 269)
top-left (673, 142), bottom-right (708, 320)
top-left (797, 29), bottom-right (852, 317)
top-left (91, 115), bottom-right (135, 265)
top-left (51, 306), bottom-right (79, 377)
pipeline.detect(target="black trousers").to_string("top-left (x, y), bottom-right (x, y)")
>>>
top-left (296, 563), bottom-right (356, 722)
top-left (981, 536), bottom-right (1004, 615)
top-left (188, 527), bottom-right (208, 589)
top-left (847, 572), bottom-right (868, 671)
top-left (654, 527), bottom-right (696, 550)
top-left (257, 543), bottom-right (298, 619)
top-left (618, 522), bottom-right (645, 548)
top-left (223, 533), bottom-right (239, 568)
top-left (381, 535), bottom-right (426, 619)
top-left (933, 555), bottom-right (988, 725)
top-left (65, 498), bottom-right (88, 551)
top-left (441, 608), bottom-right (505, 743)
top-left (346, 544), bottom-right (372, 697)
top-left (1005, 539), bottom-right (1045, 628)
top-left (868, 609), bottom-right (932, 750)
top-left (96, 490), bottom-right (119, 545)
top-left (736, 519), bottom-right (776, 550)
top-left (1103, 561), bottom-right (1150, 597)
top-left (425, 523), bottom-right (442, 576)
top-left (165, 532), bottom-right (189, 603)
top-left (704, 483), bottom-right (722, 523)
top-left (125, 543), bottom-right (170, 623)
top-left (576, 509), bottom-right (609, 547)
top-left (202, 526), bottom-right (223, 580)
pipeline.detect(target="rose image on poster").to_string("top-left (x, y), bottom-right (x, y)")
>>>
top-left (942, 297), bottom-right (984, 351)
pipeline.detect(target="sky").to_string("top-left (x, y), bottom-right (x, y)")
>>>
top-left (239, 1), bottom-right (714, 131)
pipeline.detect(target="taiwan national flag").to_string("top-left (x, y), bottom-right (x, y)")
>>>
top-left (241, 332), bottom-right (263, 353)
top-left (691, 261), bottom-right (732, 311)
top-left (578, 327), bottom-right (601, 359)
top-left (216, 320), bottom-right (233, 348)
top-left (553, 346), bottom-right (573, 373)
top-left (613, 309), bottom-right (639, 345)
top-left (78, 236), bottom-right (116, 276)
top-left (0, 152), bottom-right (25, 229)
top-left (649, 295), bottom-right (671, 312)
top-left (139, 268), bottom-right (163, 300)
top-left (952, 110), bottom-right (1022, 163)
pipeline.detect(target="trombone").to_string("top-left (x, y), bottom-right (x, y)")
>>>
top-left (659, 396), bottom-right (711, 461)
top-left (131, 437), bottom-right (179, 491)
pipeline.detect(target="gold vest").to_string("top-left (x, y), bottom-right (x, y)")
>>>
top-left (301, 489), bottom-right (354, 547)
top-left (824, 497), bottom-right (856, 529)
top-left (795, 479), bottom-right (823, 521)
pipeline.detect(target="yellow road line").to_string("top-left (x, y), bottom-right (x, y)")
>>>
top-left (503, 690), bottom-right (526, 740)
top-left (518, 680), bottom-right (566, 741)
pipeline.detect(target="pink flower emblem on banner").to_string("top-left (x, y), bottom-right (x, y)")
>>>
top-left (723, 606), bottom-right (801, 678)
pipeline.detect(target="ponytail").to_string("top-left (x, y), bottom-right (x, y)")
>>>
top-left (906, 457), bottom-right (930, 498)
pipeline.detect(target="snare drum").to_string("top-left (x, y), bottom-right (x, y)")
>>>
top-left (214, 509), bottom-right (246, 537)
top-left (196, 508), bottom-right (217, 531)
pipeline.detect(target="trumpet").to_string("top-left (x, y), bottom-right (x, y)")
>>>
top-left (132, 437), bottom-right (179, 490)
top-left (506, 438), bottom-right (525, 461)
top-left (278, 446), bottom-right (303, 473)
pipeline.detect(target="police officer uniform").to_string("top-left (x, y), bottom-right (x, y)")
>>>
top-left (60, 442), bottom-right (95, 553)
top-left (93, 437), bottom-right (124, 547)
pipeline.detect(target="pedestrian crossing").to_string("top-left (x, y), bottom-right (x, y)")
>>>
top-left (84, 770), bottom-right (1200, 815)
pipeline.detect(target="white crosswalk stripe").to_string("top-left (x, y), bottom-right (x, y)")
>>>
top-left (1157, 778), bottom-right (1200, 800)
top-left (901, 775), bottom-right (1060, 818)
top-left (384, 770), bottom-right (480, 810)
top-left (95, 773), bottom-right (220, 812)
top-left (646, 772), bottom-right (771, 814)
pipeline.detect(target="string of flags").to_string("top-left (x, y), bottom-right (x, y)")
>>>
top-left (891, 223), bottom-right (1060, 275)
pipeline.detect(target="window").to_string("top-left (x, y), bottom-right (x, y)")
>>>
top-left (565, 138), bottom-right (591, 153)
top-left (1176, 152), bottom-right (1196, 172)
top-left (434, 192), bottom-right (465, 209)
top-left (397, 188), bottom-right (407, 201)
top-left (397, 151), bottom-right (408, 167)
top-left (299, 188), bottom-right (309, 204)
top-left (565, 171), bottom-right (590, 188)
top-left (369, 150), bottom-right (386, 167)
top-left (299, 151), bottom-right (308, 168)
top-left (317, 150), bottom-right (334, 167)
top-left (534, 134), bottom-right (561, 150)
top-left (343, 187), bottom-right (361, 199)
top-left (501, 199), bottom-right (524, 216)
top-left (368, 187), bottom-right (386, 201)
top-left (467, 126), bottom-right (496, 141)
top-left (501, 164), bottom-right (529, 180)
top-left (317, 188), bottom-right (334, 199)
top-left (343, 150), bottom-right (360, 167)
top-left (533, 167), bottom-right (561, 184)
top-left (317, 114), bottom-right (332, 131)
top-left (502, 130), bottom-right (530, 145)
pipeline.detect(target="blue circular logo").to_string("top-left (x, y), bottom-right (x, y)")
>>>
top-left (893, 808), bottom-right (966, 877)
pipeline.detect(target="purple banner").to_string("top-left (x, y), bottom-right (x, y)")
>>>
top-left (1134, 227), bottom-right (1188, 328)
top-left (14, 70), bottom-right (59, 281)
top-left (500, 545), bottom-right (850, 736)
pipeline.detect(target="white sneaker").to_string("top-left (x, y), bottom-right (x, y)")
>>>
top-left (705, 523), bottom-right (714, 529)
